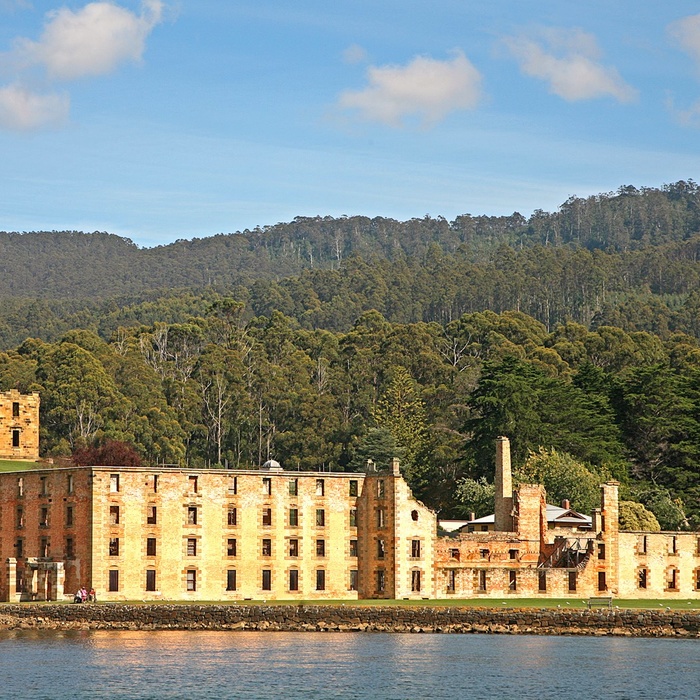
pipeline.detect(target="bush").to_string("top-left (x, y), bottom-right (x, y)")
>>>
top-left (72, 439), bottom-right (142, 467)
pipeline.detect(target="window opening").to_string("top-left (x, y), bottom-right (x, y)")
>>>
top-left (186, 570), bottom-right (197, 591)
top-left (289, 569), bottom-right (299, 591)
top-left (638, 568), bottom-right (647, 589)
top-left (109, 570), bottom-right (119, 592)
top-left (227, 570), bottom-right (237, 591)
top-left (146, 570), bottom-right (156, 592)
top-left (411, 570), bottom-right (421, 592)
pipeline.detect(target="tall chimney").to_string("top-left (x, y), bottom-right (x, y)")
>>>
top-left (494, 436), bottom-right (513, 531)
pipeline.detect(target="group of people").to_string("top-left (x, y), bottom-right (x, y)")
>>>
top-left (73, 586), bottom-right (97, 603)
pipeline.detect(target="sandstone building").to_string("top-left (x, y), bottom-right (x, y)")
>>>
top-left (0, 390), bottom-right (39, 461)
top-left (1, 391), bottom-right (699, 602)
top-left (0, 458), bottom-right (435, 602)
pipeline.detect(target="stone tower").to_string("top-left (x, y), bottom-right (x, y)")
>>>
top-left (494, 436), bottom-right (513, 531)
top-left (0, 390), bottom-right (40, 460)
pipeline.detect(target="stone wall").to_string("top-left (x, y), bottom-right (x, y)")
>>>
top-left (0, 390), bottom-right (39, 460)
top-left (1, 604), bottom-right (699, 637)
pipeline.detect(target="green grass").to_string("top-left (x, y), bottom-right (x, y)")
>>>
top-left (0, 459), bottom-right (41, 472)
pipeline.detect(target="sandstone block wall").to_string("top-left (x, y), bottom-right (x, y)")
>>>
top-left (90, 468), bottom-right (364, 602)
top-left (617, 531), bottom-right (700, 598)
top-left (0, 391), bottom-right (39, 460)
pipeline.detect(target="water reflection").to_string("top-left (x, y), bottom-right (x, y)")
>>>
top-left (2, 631), bottom-right (700, 699)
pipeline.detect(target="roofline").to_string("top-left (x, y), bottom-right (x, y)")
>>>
top-left (0, 465), bottom-right (369, 477)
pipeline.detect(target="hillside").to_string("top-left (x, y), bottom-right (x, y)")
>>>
top-left (1, 180), bottom-right (699, 300)
top-left (2, 181), bottom-right (700, 524)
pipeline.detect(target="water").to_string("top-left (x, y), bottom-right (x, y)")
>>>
top-left (1, 630), bottom-right (699, 699)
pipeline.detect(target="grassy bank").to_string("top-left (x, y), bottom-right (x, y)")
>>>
top-left (0, 459), bottom-right (41, 472)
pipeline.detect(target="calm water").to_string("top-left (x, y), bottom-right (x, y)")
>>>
top-left (1, 630), bottom-right (699, 699)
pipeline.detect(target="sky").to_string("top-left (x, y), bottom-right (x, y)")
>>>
top-left (1, 2), bottom-right (700, 247)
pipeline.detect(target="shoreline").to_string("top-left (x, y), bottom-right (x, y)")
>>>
top-left (1, 604), bottom-right (699, 637)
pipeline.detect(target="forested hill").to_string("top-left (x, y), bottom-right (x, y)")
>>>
top-left (2, 181), bottom-right (700, 349)
top-left (1, 181), bottom-right (699, 299)
top-left (2, 181), bottom-right (700, 525)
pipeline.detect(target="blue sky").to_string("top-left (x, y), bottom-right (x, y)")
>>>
top-left (1, 1), bottom-right (700, 247)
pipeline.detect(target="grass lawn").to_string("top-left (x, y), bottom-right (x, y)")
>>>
top-left (0, 459), bottom-right (41, 472)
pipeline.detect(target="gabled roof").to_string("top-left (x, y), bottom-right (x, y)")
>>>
top-left (464, 504), bottom-right (592, 528)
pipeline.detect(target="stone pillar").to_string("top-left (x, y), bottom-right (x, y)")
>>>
top-left (494, 436), bottom-right (513, 532)
top-left (26, 560), bottom-right (38, 601)
top-left (4, 558), bottom-right (16, 602)
top-left (55, 562), bottom-right (65, 601)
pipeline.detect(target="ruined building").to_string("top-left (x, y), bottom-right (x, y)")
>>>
top-left (0, 390), bottom-right (40, 461)
top-left (0, 391), bottom-right (699, 602)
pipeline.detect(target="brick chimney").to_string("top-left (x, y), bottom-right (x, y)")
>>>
top-left (494, 436), bottom-right (513, 531)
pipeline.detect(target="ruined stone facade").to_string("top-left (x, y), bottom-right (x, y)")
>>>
top-left (0, 460), bottom-right (435, 602)
top-left (432, 443), bottom-right (700, 600)
top-left (1, 433), bottom-right (700, 602)
top-left (0, 391), bottom-right (40, 460)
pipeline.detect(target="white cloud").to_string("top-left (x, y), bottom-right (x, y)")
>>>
top-left (338, 51), bottom-right (482, 127)
top-left (15, 0), bottom-right (164, 80)
top-left (0, 1), bottom-right (164, 131)
top-left (342, 44), bottom-right (367, 65)
top-left (0, 83), bottom-right (69, 130)
top-left (669, 14), bottom-right (700, 67)
top-left (505, 28), bottom-right (637, 103)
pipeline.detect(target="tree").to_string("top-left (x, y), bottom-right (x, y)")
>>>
top-left (516, 448), bottom-right (605, 515)
top-left (628, 484), bottom-right (689, 530)
top-left (465, 356), bottom-right (624, 478)
top-left (618, 501), bottom-right (660, 531)
top-left (72, 439), bottom-right (141, 467)
top-left (347, 428), bottom-right (399, 472)
top-left (454, 477), bottom-right (495, 518)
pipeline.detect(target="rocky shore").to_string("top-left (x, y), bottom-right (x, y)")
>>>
top-left (1, 604), bottom-right (700, 637)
